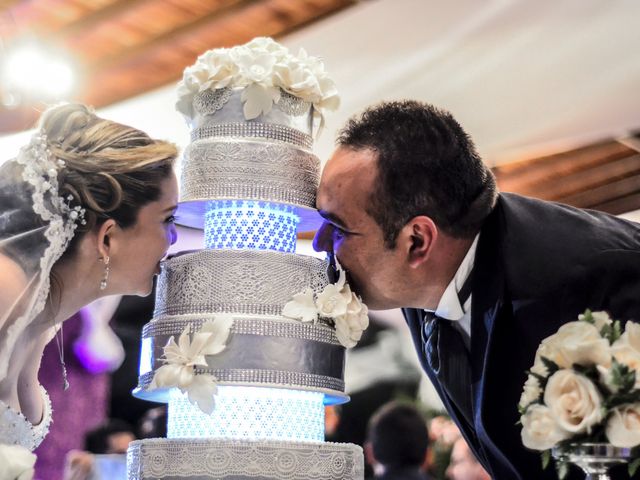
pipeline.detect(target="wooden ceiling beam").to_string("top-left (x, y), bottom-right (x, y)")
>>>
top-left (591, 192), bottom-right (640, 216)
top-left (493, 141), bottom-right (634, 192)
top-left (558, 173), bottom-right (640, 209)
top-left (517, 154), bottom-right (640, 200)
top-left (50, 0), bottom-right (154, 39)
top-left (88, 0), bottom-right (260, 71)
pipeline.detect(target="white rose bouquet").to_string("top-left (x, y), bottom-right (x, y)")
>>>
top-left (519, 310), bottom-right (640, 478)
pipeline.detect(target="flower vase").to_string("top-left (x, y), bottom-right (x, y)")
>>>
top-left (552, 443), bottom-right (632, 480)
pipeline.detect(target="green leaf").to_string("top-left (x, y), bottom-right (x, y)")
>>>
top-left (541, 450), bottom-right (551, 470)
top-left (629, 457), bottom-right (640, 477)
top-left (581, 309), bottom-right (595, 324)
top-left (611, 320), bottom-right (623, 343)
top-left (540, 356), bottom-right (559, 377)
top-left (610, 358), bottom-right (636, 394)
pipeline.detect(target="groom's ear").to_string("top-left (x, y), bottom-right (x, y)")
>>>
top-left (96, 219), bottom-right (116, 260)
top-left (402, 215), bottom-right (437, 268)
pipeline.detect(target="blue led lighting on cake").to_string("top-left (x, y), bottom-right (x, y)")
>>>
top-left (168, 386), bottom-right (325, 441)
top-left (204, 200), bottom-right (300, 252)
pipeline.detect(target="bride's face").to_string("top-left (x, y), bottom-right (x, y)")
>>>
top-left (109, 173), bottom-right (179, 296)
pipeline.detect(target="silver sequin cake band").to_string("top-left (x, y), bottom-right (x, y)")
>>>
top-left (143, 317), bottom-right (340, 345)
top-left (138, 365), bottom-right (345, 394)
top-left (191, 122), bottom-right (313, 150)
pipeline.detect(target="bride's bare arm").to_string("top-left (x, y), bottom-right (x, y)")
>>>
top-left (0, 253), bottom-right (29, 331)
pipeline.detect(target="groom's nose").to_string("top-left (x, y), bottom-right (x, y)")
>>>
top-left (313, 221), bottom-right (333, 253)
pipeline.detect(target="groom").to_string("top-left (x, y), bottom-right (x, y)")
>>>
top-left (313, 100), bottom-right (640, 479)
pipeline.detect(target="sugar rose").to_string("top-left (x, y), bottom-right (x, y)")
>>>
top-left (0, 444), bottom-right (36, 480)
top-left (605, 403), bottom-right (640, 448)
top-left (520, 404), bottom-right (570, 450)
top-left (544, 369), bottom-right (604, 434)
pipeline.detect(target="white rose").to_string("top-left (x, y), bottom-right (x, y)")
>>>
top-left (610, 321), bottom-right (640, 389)
top-left (274, 64), bottom-right (321, 102)
top-left (578, 310), bottom-right (613, 331)
top-left (315, 283), bottom-right (350, 319)
top-left (544, 369), bottom-right (604, 434)
top-left (536, 321), bottom-right (611, 370)
top-left (605, 403), bottom-right (640, 448)
top-left (520, 404), bottom-right (571, 451)
top-left (334, 293), bottom-right (369, 348)
top-left (519, 374), bottom-right (542, 410)
top-left (0, 444), bottom-right (36, 480)
top-left (244, 37), bottom-right (288, 57)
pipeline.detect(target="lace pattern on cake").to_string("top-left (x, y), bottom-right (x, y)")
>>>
top-left (154, 250), bottom-right (328, 318)
top-left (0, 386), bottom-right (52, 451)
top-left (180, 141), bottom-right (319, 209)
top-left (191, 122), bottom-right (313, 149)
top-left (276, 90), bottom-right (312, 117)
top-left (193, 88), bottom-right (233, 116)
top-left (127, 438), bottom-right (363, 480)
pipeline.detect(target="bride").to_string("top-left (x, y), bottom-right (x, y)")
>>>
top-left (0, 103), bottom-right (178, 477)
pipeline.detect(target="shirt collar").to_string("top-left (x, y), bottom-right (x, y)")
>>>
top-left (427, 234), bottom-right (479, 321)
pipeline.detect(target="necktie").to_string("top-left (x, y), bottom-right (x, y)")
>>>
top-left (421, 273), bottom-right (474, 427)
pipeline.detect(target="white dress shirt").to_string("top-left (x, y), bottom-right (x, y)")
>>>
top-left (425, 234), bottom-right (479, 345)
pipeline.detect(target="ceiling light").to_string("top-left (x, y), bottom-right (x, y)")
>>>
top-left (2, 42), bottom-right (76, 100)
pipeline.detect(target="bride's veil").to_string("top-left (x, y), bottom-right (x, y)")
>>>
top-left (0, 133), bottom-right (84, 380)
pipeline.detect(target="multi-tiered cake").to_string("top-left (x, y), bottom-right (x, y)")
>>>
top-left (127, 38), bottom-right (366, 480)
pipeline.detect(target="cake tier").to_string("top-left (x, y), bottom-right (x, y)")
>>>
top-left (127, 438), bottom-right (364, 480)
top-left (154, 249), bottom-right (328, 318)
top-left (134, 250), bottom-right (347, 403)
top-left (177, 89), bottom-right (321, 231)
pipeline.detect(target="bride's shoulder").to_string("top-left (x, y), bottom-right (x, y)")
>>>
top-left (0, 253), bottom-right (29, 324)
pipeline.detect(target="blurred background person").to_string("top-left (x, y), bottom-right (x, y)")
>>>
top-left (364, 401), bottom-right (432, 480)
top-left (446, 437), bottom-right (491, 480)
top-left (62, 419), bottom-right (135, 480)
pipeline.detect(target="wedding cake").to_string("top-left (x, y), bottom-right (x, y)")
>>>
top-left (127, 38), bottom-right (367, 480)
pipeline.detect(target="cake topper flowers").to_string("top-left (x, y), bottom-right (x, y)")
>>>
top-left (518, 310), bottom-right (640, 478)
top-left (149, 315), bottom-right (233, 414)
top-left (282, 260), bottom-right (369, 348)
top-left (175, 37), bottom-right (339, 133)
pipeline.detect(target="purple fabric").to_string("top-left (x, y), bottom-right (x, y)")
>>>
top-left (34, 310), bottom-right (109, 480)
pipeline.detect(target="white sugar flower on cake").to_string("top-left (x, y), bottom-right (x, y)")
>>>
top-left (175, 37), bottom-right (340, 131)
top-left (149, 315), bottom-right (234, 414)
top-left (0, 444), bottom-right (36, 480)
top-left (282, 263), bottom-right (369, 348)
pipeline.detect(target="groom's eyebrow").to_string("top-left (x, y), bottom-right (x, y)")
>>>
top-left (318, 210), bottom-right (351, 231)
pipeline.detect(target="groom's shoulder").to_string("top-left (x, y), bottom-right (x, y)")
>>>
top-left (496, 192), bottom-right (640, 241)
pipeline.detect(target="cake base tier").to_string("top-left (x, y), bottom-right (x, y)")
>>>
top-left (127, 438), bottom-right (363, 480)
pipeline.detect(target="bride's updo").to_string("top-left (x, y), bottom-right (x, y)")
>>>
top-left (38, 103), bottom-right (178, 257)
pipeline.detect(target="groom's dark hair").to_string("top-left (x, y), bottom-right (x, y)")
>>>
top-left (337, 100), bottom-right (497, 248)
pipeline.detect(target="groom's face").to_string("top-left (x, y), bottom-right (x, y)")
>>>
top-left (314, 147), bottom-right (409, 310)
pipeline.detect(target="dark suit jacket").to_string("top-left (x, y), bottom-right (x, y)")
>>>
top-left (403, 193), bottom-right (640, 480)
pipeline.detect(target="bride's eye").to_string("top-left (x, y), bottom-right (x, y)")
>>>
top-left (164, 215), bottom-right (177, 224)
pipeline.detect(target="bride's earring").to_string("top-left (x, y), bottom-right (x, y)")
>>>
top-left (100, 256), bottom-right (110, 290)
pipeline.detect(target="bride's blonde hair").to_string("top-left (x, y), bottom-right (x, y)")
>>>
top-left (38, 103), bottom-right (178, 257)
